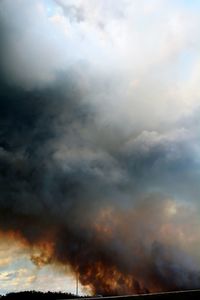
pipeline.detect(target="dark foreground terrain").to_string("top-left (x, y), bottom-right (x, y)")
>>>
top-left (1, 290), bottom-right (200, 299)
top-left (91, 290), bottom-right (200, 300)
top-left (0, 291), bottom-right (78, 299)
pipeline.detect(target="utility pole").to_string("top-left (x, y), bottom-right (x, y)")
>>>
top-left (76, 272), bottom-right (79, 296)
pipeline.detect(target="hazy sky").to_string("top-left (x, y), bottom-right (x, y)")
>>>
top-left (0, 0), bottom-right (200, 295)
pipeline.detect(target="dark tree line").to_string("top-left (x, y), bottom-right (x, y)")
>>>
top-left (1, 291), bottom-right (81, 299)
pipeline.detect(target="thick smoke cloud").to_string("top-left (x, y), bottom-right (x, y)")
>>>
top-left (0, 0), bottom-right (200, 295)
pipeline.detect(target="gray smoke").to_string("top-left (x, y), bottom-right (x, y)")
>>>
top-left (0, 0), bottom-right (200, 295)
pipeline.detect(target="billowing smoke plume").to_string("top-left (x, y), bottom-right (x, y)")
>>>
top-left (0, 0), bottom-right (200, 295)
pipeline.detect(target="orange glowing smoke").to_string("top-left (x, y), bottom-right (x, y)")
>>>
top-left (0, 197), bottom-right (200, 296)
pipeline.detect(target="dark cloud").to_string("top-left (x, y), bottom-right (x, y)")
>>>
top-left (0, 70), bottom-right (200, 294)
top-left (0, 0), bottom-right (200, 296)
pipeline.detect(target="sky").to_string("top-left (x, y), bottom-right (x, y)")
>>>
top-left (0, 0), bottom-right (200, 296)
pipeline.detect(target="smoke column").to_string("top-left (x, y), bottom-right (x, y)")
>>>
top-left (0, 0), bottom-right (200, 295)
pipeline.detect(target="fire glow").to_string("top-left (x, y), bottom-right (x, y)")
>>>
top-left (1, 198), bottom-right (200, 295)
